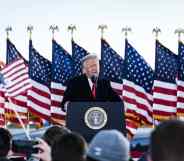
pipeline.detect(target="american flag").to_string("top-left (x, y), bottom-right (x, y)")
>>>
top-left (72, 40), bottom-right (88, 77)
top-left (4, 39), bottom-right (31, 96)
top-left (123, 39), bottom-right (154, 135)
top-left (100, 39), bottom-right (124, 97)
top-left (28, 40), bottom-right (51, 120)
top-left (0, 39), bottom-right (30, 124)
top-left (51, 40), bottom-right (74, 123)
top-left (6, 39), bottom-right (27, 64)
top-left (177, 41), bottom-right (184, 116)
top-left (2, 59), bottom-right (30, 97)
top-left (153, 40), bottom-right (178, 121)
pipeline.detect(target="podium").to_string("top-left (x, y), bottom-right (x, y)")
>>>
top-left (66, 102), bottom-right (126, 142)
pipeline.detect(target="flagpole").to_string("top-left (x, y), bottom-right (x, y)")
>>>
top-left (5, 26), bottom-right (12, 40)
top-left (8, 98), bottom-right (31, 140)
top-left (152, 27), bottom-right (161, 40)
top-left (4, 26), bottom-right (13, 128)
top-left (98, 24), bottom-right (108, 39)
top-left (174, 28), bottom-right (184, 42)
top-left (122, 26), bottom-right (132, 39)
top-left (27, 25), bottom-right (33, 41)
top-left (175, 28), bottom-right (184, 121)
top-left (27, 25), bottom-right (33, 134)
top-left (122, 26), bottom-right (133, 140)
top-left (49, 25), bottom-right (59, 125)
top-left (49, 25), bottom-right (59, 40)
top-left (152, 27), bottom-right (162, 127)
top-left (5, 26), bottom-right (12, 67)
top-left (68, 24), bottom-right (76, 41)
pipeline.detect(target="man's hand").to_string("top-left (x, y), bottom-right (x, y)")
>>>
top-left (32, 138), bottom-right (51, 161)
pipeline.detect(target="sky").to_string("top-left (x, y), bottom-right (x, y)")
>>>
top-left (0, 0), bottom-right (183, 68)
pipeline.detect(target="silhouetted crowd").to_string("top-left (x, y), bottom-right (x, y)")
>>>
top-left (1, 119), bottom-right (184, 161)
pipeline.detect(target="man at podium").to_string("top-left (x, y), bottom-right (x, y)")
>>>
top-left (61, 54), bottom-right (122, 110)
top-left (62, 54), bottom-right (126, 140)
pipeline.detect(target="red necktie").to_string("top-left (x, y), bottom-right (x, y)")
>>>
top-left (92, 83), bottom-right (96, 98)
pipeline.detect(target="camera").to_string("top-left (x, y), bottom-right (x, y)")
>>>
top-left (12, 140), bottom-right (39, 156)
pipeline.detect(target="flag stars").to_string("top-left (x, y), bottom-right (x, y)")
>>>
top-left (125, 41), bottom-right (154, 93)
top-left (101, 40), bottom-right (124, 83)
top-left (156, 41), bottom-right (177, 83)
top-left (52, 41), bottom-right (74, 85)
top-left (30, 46), bottom-right (51, 86)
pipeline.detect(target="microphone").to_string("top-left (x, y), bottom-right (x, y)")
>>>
top-left (91, 75), bottom-right (98, 84)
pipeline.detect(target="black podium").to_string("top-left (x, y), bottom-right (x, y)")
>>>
top-left (66, 102), bottom-right (126, 142)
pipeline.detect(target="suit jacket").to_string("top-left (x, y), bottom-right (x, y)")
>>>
top-left (61, 74), bottom-right (122, 107)
top-left (62, 74), bottom-right (126, 136)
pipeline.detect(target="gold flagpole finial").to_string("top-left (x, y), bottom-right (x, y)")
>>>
top-left (27, 25), bottom-right (34, 40)
top-left (152, 27), bottom-right (161, 40)
top-left (67, 24), bottom-right (76, 41)
top-left (122, 26), bottom-right (132, 39)
top-left (5, 26), bottom-right (12, 39)
top-left (49, 25), bottom-right (59, 40)
top-left (174, 28), bottom-right (184, 42)
top-left (98, 25), bottom-right (108, 39)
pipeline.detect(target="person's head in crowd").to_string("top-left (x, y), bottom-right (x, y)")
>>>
top-left (0, 157), bottom-right (11, 161)
top-left (52, 132), bottom-right (87, 161)
top-left (31, 126), bottom-right (71, 161)
top-left (81, 54), bottom-right (100, 79)
top-left (42, 125), bottom-right (70, 147)
top-left (0, 128), bottom-right (12, 157)
top-left (150, 119), bottom-right (184, 161)
top-left (87, 129), bottom-right (130, 161)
